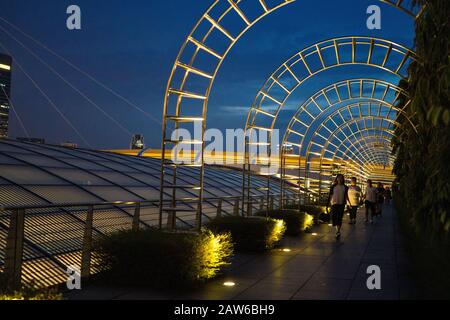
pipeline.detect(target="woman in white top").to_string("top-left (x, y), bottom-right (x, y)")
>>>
top-left (327, 174), bottom-right (350, 239)
top-left (364, 179), bottom-right (378, 224)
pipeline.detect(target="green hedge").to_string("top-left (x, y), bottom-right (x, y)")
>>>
top-left (206, 216), bottom-right (286, 252)
top-left (256, 210), bottom-right (314, 236)
top-left (94, 229), bottom-right (233, 289)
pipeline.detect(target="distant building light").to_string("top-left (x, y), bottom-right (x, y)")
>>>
top-left (0, 64), bottom-right (11, 71)
top-left (282, 248), bottom-right (291, 252)
top-left (61, 142), bottom-right (78, 149)
top-left (131, 134), bottom-right (145, 150)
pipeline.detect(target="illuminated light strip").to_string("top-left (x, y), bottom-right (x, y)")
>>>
top-left (271, 76), bottom-right (290, 93)
top-left (204, 14), bottom-right (236, 41)
top-left (288, 129), bottom-right (303, 138)
top-left (254, 108), bottom-right (276, 118)
top-left (284, 63), bottom-right (301, 84)
top-left (227, 0), bottom-right (251, 26)
top-left (315, 45), bottom-right (326, 68)
top-left (0, 63), bottom-right (11, 71)
top-left (176, 62), bottom-right (213, 79)
top-left (299, 52), bottom-right (312, 75)
top-left (168, 88), bottom-right (207, 100)
top-left (187, 37), bottom-right (223, 60)
top-left (258, 0), bottom-right (269, 12)
top-left (261, 91), bottom-right (283, 105)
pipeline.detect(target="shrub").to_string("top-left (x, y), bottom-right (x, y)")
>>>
top-left (94, 228), bottom-right (233, 289)
top-left (256, 210), bottom-right (314, 236)
top-left (206, 216), bottom-right (286, 252)
top-left (284, 204), bottom-right (329, 224)
top-left (0, 273), bottom-right (63, 300)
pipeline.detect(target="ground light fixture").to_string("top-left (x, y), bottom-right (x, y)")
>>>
top-left (282, 248), bottom-right (291, 252)
top-left (223, 282), bottom-right (236, 287)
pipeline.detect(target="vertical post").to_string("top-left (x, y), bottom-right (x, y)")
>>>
top-left (233, 199), bottom-right (240, 216)
top-left (132, 203), bottom-right (141, 231)
top-left (4, 209), bottom-right (25, 290)
top-left (216, 199), bottom-right (223, 218)
top-left (246, 197), bottom-right (252, 217)
top-left (269, 195), bottom-right (274, 211)
top-left (81, 206), bottom-right (94, 279)
top-left (167, 210), bottom-right (176, 230)
top-left (196, 205), bottom-right (203, 231)
top-left (259, 196), bottom-right (264, 212)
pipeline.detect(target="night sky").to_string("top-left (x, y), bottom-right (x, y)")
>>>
top-left (0, 0), bottom-right (416, 149)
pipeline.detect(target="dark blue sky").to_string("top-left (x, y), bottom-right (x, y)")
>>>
top-left (0, 0), bottom-right (416, 149)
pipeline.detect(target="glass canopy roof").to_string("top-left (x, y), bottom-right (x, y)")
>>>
top-left (0, 139), bottom-right (292, 287)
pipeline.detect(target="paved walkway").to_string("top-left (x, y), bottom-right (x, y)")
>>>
top-left (67, 204), bottom-right (418, 300)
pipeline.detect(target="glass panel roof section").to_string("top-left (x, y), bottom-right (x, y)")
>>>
top-left (0, 139), bottom-right (290, 207)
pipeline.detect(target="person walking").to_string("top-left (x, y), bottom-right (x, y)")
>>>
top-left (376, 182), bottom-right (385, 218)
top-left (363, 179), bottom-right (377, 224)
top-left (347, 177), bottom-right (362, 225)
top-left (327, 174), bottom-right (350, 239)
top-left (384, 186), bottom-right (392, 205)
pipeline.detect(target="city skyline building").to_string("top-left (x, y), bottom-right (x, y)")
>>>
top-left (0, 53), bottom-right (12, 138)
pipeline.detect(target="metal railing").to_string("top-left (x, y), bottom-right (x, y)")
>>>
top-left (0, 193), bottom-right (298, 290)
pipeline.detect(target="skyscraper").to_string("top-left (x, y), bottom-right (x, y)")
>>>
top-left (0, 54), bottom-right (12, 138)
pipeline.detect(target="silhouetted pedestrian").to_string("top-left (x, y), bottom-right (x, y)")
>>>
top-left (327, 174), bottom-right (350, 239)
top-left (347, 177), bottom-right (362, 225)
top-left (384, 186), bottom-right (392, 205)
top-left (363, 179), bottom-right (377, 224)
top-left (376, 182), bottom-right (385, 217)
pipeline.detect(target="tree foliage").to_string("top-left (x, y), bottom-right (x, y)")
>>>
top-left (392, 0), bottom-right (450, 247)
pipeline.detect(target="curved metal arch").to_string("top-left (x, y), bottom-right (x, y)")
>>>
top-left (300, 104), bottom-right (408, 179)
top-left (284, 100), bottom-right (411, 166)
top-left (328, 133), bottom-right (394, 165)
top-left (281, 78), bottom-right (413, 156)
top-left (322, 129), bottom-right (396, 182)
top-left (334, 138), bottom-right (394, 171)
top-left (242, 38), bottom-right (416, 208)
top-left (304, 117), bottom-right (399, 201)
top-left (160, 0), bottom-right (421, 223)
top-left (245, 37), bottom-right (416, 135)
top-left (334, 136), bottom-right (395, 167)
top-left (277, 78), bottom-right (413, 204)
top-left (309, 132), bottom-right (396, 199)
top-left (315, 117), bottom-right (397, 166)
top-left (331, 132), bottom-right (394, 162)
top-left (300, 105), bottom-right (399, 189)
top-left (321, 135), bottom-right (396, 193)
